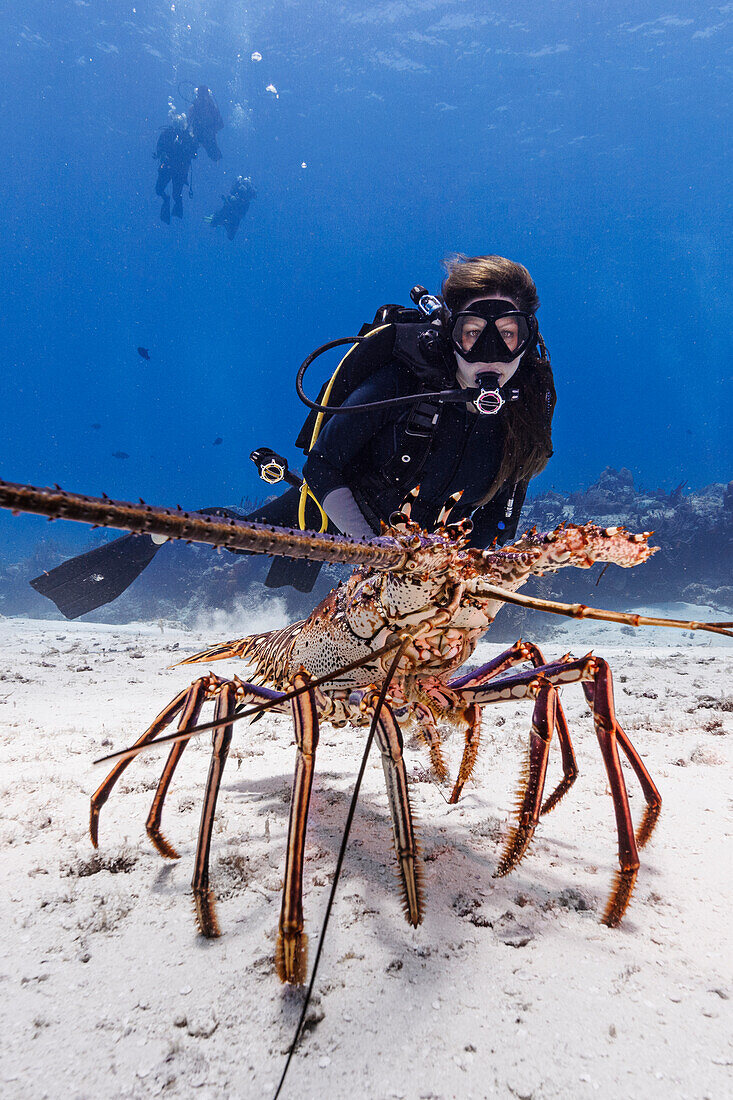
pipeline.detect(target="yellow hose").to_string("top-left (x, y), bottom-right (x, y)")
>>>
top-left (297, 327), bottom-right (388, 533)
top-left (297, 481), bottom-right (328, 532)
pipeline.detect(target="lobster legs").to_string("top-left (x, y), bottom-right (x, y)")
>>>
top-left (192, 682), bottom-right (237, 937)
top-left (90, 642), bottom-right (662, 981)
top-left (91, 669), bottom-right (423, 985)
top-left (458, 654), bottom-right (662, 926)
top-left (276, 686), bottom-right (423, 983)
top-left (447, 640), bottom-right (577, 807)
top-left (276, 675), bottom-right (320, 984)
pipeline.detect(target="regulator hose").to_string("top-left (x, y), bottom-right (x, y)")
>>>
top-left (295, 336), bottom-right (481, 416)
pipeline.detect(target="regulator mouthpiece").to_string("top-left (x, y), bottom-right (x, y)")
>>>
top-left (250, 447), bottom-right (287, 485)
top-left (474, 371), bottom-right (505, 416)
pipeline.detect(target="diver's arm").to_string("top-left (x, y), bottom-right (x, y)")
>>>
top-left (469, 480), bottom-right (528, 548)
top-left (321, 487), bottom-right (374, 539)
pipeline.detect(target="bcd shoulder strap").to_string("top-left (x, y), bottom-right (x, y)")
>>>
top-left (378, 396), bottom-right (444, 487)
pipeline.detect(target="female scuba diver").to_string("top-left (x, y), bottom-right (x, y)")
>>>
top-left (29, 255), bottom-right (555, 614)
top-left (302, 254), bottom-right (554, 547)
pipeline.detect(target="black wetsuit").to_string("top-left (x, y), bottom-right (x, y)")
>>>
top-left (208, 178), bottom-right (256, 240)
top-left (155, 126), bottom-right (197, 220)
top-left (297, 322), bottom-right (547, 548)
top-left (189, 93), bottom-right (224, 161)
top-left (241, 322), bottom-right (552, 589)
top-left (304, 363), bottom-right (525, 548)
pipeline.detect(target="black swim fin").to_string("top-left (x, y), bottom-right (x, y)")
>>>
top-left (29, 505), bottom-right (257, 619)
top-left (30, 533), bottom-right (163, 619)
top-left (264, 555), bottom-right (322, 593)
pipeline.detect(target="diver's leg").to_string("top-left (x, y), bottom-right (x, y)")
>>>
top-left (172, 173), bottom-right (184, 218)
top-left (155, 166), bottom-right (170, 197)
top-left (156, 167), bottom-right (171, 223)
top-left (203, 137), bottom-right (222, 161)
top-left (30, 532), bottom-right (165, 619)
top-left (244, 487), bottom-right (304, 526)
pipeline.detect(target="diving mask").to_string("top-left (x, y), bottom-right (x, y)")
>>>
top-left (451, 298), bottom-right (538, 364)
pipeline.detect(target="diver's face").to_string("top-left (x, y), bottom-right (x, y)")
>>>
top-left (454, 293), bottom-right (524, 389)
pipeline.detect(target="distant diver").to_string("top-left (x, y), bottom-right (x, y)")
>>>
top-left (187, 85), bottom-right (224, 162)
top-left (154, 115), bottom-right (197, 223)
top-left (205, 176), bottom-right (256, 240)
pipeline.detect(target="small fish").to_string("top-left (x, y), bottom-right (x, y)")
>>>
top-left (112, 451), bottom-right (130, 459)
top-left (91, 423), bottom-right (101, 430)
top-left (137, 347), bottom-right (151, 361)
top-left (213, 437), bottom-right (223, 446)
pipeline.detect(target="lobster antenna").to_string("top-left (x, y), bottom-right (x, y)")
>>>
top-left (272, 636), bottom-right (409, 1100)
top-left (477, 583), bottom-right (733, 639)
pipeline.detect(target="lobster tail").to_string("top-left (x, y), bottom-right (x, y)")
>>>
top-left (178, 620), bottom-right (307, 688)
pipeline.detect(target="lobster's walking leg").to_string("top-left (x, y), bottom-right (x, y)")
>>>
top-left (582, 659), bottom-right (659, 926)
top-left (521, 643), bottom-right (577, 814)
top-left (495, 679), bottom-right (557, 875)
top-left (145, 679), bottom-right (208, 859)
top-left (90, 686), bottom-right (189, 846)
top-left (192, 682), bottom-right (237, 937)
top-left (448, 641), bottom-right (577, 810)
top-left (449, 704), bottom-right (482, 804)
top-left (448, 640), bottom-right (539, 689)
top-left (410, 703), bottom-right (449, 782)
top-left (277, 674), bottom-right (320, 985)
top-left (449, 643), bottom-right (535, 804)
top-left (614, 724), bottom-right (662, 849)
top-left (374, 702), bottom-right (423, 927)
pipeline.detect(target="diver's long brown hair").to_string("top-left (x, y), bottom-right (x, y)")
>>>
top-left (442, 254), bottom-right (556, 503)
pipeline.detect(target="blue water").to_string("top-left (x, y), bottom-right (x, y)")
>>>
top-left (1, 0), bottom-right (731, 555)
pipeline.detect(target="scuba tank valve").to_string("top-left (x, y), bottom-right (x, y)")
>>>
top-left (410, 285), bottom-right (446, 323)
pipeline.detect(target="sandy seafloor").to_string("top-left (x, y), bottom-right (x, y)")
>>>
top-left (0, 607), bottom-right (731, 1100)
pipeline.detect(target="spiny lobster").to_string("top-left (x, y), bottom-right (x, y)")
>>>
top-left (1, 479), bottom-right (730, 987)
